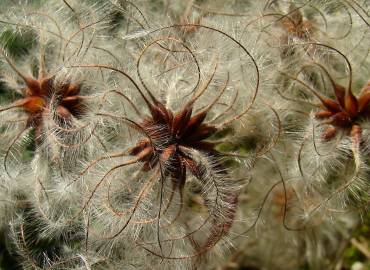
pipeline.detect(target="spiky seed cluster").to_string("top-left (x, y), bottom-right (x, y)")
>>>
top-left (315, 80), bottom-right (370, 142)
top-left (2, 55), bottom-right (85, 143)
top-left (130, 99), bottom-right (218, 182)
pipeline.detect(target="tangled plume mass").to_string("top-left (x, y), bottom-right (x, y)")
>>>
top-left (0, 0), bottom-right (369, 269)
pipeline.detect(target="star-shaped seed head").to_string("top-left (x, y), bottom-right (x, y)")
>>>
top-left (2, 52), bottom-right (86, 143)
top-left (129, 100), bottom-right (218, 186)
top-left (315, 80), bottom-right (370, 143)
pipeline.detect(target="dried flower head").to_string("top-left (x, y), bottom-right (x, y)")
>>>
top-left (0, 51), bottom-right (86, 144)
top-left (314, 78), bottom-right (370, 143)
